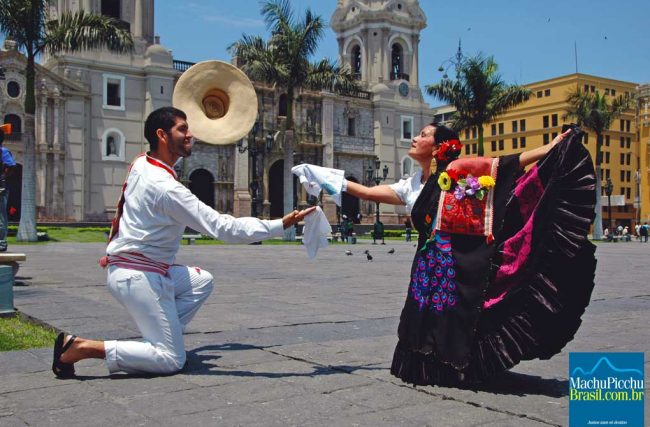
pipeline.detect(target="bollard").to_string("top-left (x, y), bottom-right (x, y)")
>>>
top-left (0, 264), bottom-right (15, 314)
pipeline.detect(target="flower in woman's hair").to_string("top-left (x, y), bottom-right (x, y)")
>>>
top-left (435, 143), bottom-right (450, 161)
top-left (478, 175), bottom-right (496, 189)
top-left (435, 139), bottom-right (463, 162)
top-left (438, 172), bottom-right (452, 191)
top-left (454, 185), bottom-right (466, 200)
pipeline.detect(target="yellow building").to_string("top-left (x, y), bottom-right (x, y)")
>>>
top-left (637, 83), bottom-right (650, 224)
top-left (436, 73), bottom-right (639, 229)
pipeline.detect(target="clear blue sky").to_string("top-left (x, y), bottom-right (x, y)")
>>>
top-left (155, 0), bottom-right (649, 107)
top-left (4, 1), bottom-right (649, 107)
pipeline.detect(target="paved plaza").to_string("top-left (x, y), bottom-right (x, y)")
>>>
top-left (0, 239), bottom-right (648, 426)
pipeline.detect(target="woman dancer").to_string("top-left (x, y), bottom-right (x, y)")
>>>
top-left (301, 122), bottom-right (596, 385)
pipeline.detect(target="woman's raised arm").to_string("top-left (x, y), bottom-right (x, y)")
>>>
top-left (519, 129), bottom-right (572, 168)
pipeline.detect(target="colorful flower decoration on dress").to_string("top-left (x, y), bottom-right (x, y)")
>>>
top-left (434, 139), bottom-right (463, 163)
top-left (410, 232), bottom-right (459, 312)
top-left (438, 169), bottom-right (495, 201)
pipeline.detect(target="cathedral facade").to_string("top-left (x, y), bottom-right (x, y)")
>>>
top-left (0, 0), bottom-right (433, 225)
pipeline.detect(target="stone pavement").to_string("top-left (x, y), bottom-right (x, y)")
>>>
top-left (0, 240), bottom-right (648, 426)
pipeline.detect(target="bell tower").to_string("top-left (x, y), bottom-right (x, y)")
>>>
top-left (331, 0), bottom-right (426, 91)
top-left (51, 0), bottom-right (155, 50)
top-left (330, 0), bottom-right (433, 222)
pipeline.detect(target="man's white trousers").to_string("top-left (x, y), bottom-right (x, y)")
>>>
top-left (104, 264), bottom-right (214, 374)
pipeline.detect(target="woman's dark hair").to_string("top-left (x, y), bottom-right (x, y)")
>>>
top-left (144, 106), bottom-right (187, 150)
top-left (429, 122), bottom-right (459, 145)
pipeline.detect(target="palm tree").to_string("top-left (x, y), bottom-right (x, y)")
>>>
top-left (427, 54), bottom-right (531, 157)
top-left (229, 0), bottom-right (357, 240)
top-left (564, 88), bottom-right (633, 240)
top-left (0, 0), bottom-right (132, 241)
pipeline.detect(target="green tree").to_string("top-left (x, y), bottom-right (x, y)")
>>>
top-left (564, 88), bottom-right (633, 240)
top-left (0, 0), bottom-right (132, 241)
top-left (229, 0), bottom-right (357, 239)
top-left (427, 54), bottom-right (531, 157)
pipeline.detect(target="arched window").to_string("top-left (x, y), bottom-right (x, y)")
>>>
top-left (401, 155), bottom-right (421, 178)
top-left (401, 157), bottom-right (413, 178)
top-left (279, 93), bottom-right (288, 117)
top-left (3, 114), bottom-right (21, 134)
top-left (189, 169), bottom-right (215, 208)
top-left (352, 45), bottom-right (361, 75)
top-left (391, 44), bottom-right (403, 80)
top-left (6, 81), bottom-right (20, 98)
top-left (101, 128), bottom-right (125, 161)
top-left (101, 0), bottom-right (120, 19)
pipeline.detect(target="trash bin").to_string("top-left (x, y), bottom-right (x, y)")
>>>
top-left (351, 233), bottom-right (357, 244)
top-left (0, 265), bottom-right (14, 314)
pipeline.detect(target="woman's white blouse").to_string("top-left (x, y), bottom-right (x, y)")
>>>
top-left (389, 170), bottom-right (425, 214)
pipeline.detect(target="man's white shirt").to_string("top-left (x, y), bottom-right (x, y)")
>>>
top-left (107, 155), bottom-right (284, 264)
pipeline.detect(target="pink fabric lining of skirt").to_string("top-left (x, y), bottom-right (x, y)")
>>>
top-left (484, 165), bottom-right (544, 309)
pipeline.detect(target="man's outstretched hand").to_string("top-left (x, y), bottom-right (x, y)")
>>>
top-left (282, 206), bottom-right (318, 229)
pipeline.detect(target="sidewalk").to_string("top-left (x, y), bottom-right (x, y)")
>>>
top-left (0, 241), bottom-right (648, 426)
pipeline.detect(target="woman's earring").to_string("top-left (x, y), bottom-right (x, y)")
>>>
top-left (430, 158), bottom-right (437, 174)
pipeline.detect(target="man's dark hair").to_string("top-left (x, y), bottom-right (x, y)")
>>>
top-left (144, 107), bottom-right (187, 150)
top-left (429, 122), bottom-right (459, 145)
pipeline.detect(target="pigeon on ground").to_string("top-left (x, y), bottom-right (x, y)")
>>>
top-left (388, 248), bottom-right (395, 254)
top-left (345, 250), bottom-right (353, 256)
top-left (365, 251), bottom-right (373, 261)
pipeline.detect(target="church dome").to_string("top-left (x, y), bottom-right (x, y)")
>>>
top-left (145, 43), bottom-right (172, 67)
top-left (371, 82), bottom-right (391, 93)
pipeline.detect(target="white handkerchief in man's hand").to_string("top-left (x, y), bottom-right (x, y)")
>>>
top-left (291, 164), bottom-right (345, 206)
top-left (302, 206), bottom-right (331, 259)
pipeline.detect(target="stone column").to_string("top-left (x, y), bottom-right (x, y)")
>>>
top-left (379, 29), bottom-right (384, 81)
top-left (362, 29), bottom-right (369, 83)
top-left (51, 97), bottom-right (61, 217)
top-left (320, 93), bottom-right (337, 223)
top-left (411, 35), bottom-right (419, 86)
top-left (36, 93), bottom-right (48, 210)
top-left (38, 91), bottom-right (47, 147)
top-left (82, 0), bottom-right (92, 12)
top-left (232, 139), bottom-right (251, 217)
top-left (133, 0), bottom-right (143, 39)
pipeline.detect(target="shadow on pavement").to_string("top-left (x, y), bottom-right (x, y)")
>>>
top-left (461, 370), bottom-right (569, 397)
top-left (185, 342), bottom-right (385, 379)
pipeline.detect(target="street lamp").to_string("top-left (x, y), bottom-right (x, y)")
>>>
top-left (437, 39), bottom-right (464, 80)
top-left (236, 122), bottom-right (274, 217)
top-left (604, 177), bottom-right (613, 233)
top-left (366, 157), bottom-right (389, 225)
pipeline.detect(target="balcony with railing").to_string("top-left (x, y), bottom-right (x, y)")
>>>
top-left (173, 60), bottom-right (196, 73)
top-left (336, 88), bottom-right (371, 100)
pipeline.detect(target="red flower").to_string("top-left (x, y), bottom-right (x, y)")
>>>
top-left (435, 139), bottom-right (463, 162)
top-left (446, 169), bottom-right (460, 181)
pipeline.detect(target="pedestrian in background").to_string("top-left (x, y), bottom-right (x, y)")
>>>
top-left (0, 125), bottom-right (16, 253)
top-left (404, 218), bottom-right (412, 242)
